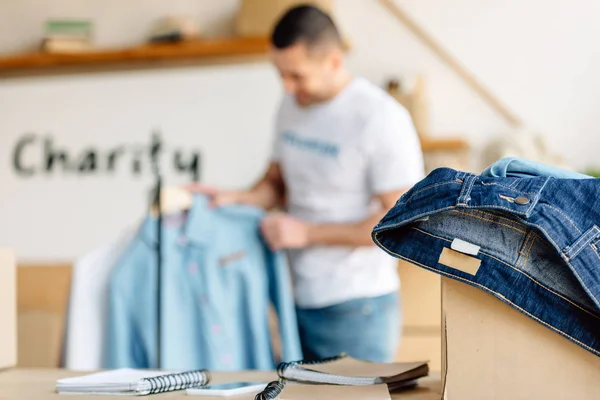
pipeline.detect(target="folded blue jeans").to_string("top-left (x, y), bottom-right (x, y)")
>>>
top-left (295, 292), bottom-right (400, 362)
top-left (372, 168), bottom-right (600, 357)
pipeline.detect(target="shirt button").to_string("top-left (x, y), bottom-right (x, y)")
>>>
top-left (198, 294), bottom-right (210, 305)
top-left (188, 262), bottom-right (198, 275)
top-left (177, 235), bottom-right (187, 246)
top-left (515, 196), bottom-right (531, 205)
top-left (211, 324), bottom-right (222, 335)
top-left (221, 353), bottom-right (232, 366)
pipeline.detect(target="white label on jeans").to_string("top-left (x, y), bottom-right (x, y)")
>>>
top-left (451, 238), bottom-right (480, 256)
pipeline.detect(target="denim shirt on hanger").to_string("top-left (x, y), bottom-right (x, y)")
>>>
top-left (104, 194), bottom-right (302, 370)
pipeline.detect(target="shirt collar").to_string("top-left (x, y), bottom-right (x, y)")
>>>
top-left (139, 193), bottom-right (265, 247)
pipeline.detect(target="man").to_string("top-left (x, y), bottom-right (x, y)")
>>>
top-left (191, 5), bottom-right (424, 362)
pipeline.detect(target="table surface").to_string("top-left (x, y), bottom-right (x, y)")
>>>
top-left (0, 368), bottom-right (442, 399)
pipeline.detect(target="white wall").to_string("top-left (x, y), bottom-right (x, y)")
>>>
top-left (1, 0), bottom-right (598, 260)
top-left (0, 64), bottom-right (282, 260)
top-left (392, 0), bottom-right (600, 172)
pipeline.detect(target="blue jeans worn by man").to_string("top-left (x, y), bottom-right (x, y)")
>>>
top-left (295, 292), bottom-right (401, 362)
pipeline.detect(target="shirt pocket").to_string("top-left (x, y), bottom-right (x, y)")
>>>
top-left (218, 247), bottom-right (269, 295)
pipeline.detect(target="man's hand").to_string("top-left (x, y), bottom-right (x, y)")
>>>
top-left (184, 162), bottom-right (285, 211)
top-left (184, 183), bottom-right (251, 208)
top-left (261, 213), bottom-right (312, 250)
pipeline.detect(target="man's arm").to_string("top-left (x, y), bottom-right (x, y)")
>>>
top-left (235, 162), bottom-right (286, 210)
top-left (306, 190), bottom-right (404, 247)
top-left (186, 162), bottom-right (285, 210)
top-left (260, 189), bottom-right (406, 250)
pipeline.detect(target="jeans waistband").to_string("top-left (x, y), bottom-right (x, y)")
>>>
top-left (373, 167), bottom-right (600, 357)
top-left (375, 168), bottom-right (600, 310)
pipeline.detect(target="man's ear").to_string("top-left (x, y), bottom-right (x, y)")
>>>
top-left (329, 48), bottom-right (343, 71)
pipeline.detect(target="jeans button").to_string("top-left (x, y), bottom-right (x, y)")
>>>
top-left (515, 196), bottom-right (530, 205)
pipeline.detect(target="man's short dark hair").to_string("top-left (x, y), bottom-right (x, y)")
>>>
top-left (271, 4), bottom-right (342, 50)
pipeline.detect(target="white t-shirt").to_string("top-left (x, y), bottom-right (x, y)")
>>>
top-left (271, 77), bottom-right (425, 308)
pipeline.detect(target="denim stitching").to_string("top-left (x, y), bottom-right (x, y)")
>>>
top-left (372, 206), bottom-right (458, 233)
top-left (509, 180), bottom-right (521, 189)
top-left (480, 252), bottom-right (600, 319)
top-left (466, 204), bottom-right (532, 216)
top-left (375, 233), bottom-right (600, 324)
top-left (378, 202), bottom-right (596, 302)
top-left (521, 233), bottom-right (536, 269)
top-left (398, 181), bottom-right (461, 204)
top-left (455, 171), bottom-right (466, 180)
top-left (564, 257), bottom-right (600, 308)
top-left (414, 226), bottom-right (555, 297)
top-left (449, 210), bottom-right (527, 234)
top-left (475, 250), bottom-right (600, 320)
top-left (524, 222), bottom-right (600, 308)
top-left (412, 227), bottom-right (452, 243)
top-left (532, 176), bottom-right (551, 216)
top-left (478, 181), bottom-right (540, 195)
top-left (521, 231), bottom-right (537, 268)
top-left (377, 236), bottom-right (600, 356)
top-left (452, 208), bottom-right (528, 230)
top-left (516, 231), bottom-right (535, 268)
top-left (407, 227), bottom-right (600, 319)
top-left (591, 243), bottom-right (600, 259)
top-left (459, 209), bottom-right (527, 228)
top-left (542, 203), bottom-right (582, 234)
top-left (498, 194), bottom-right (515, 203)
top-left (457, 174), bottom-right (477, 205)
top-left (522, 222), bottom-right (562, 256)
top-left (564, 226), bottom-right (600, 260)
top-left (566, 228), bottom-right (597, 257)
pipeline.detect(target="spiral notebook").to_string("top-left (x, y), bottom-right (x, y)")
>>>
top-left (188, 380), bottom-right (392, 400)
top-left (250, 380), bottom-right (393, 400)
top-left (249, 354), bottom-right (429, 400)
top-left (275, 354), bottom-right (429, 386)
top-left (56, 368), bottom-right (210, 395)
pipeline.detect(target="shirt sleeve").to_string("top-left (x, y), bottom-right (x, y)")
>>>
top-left (267, 249), bottom-right (303, 363)
top-left (270, 96), bottom-right (288, 163)
top-left (366, 104), bottom-right (425, 195)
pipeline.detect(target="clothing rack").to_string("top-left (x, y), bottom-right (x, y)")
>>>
top-left (149, 130), bottom-right (201, 368)
top-left (151, 154), bottom-right (163, 369)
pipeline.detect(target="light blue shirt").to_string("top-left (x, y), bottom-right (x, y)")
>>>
top-left (482, 157), bottom-right (592, 179)
top-left (104, 195), bottom-right (302, 370)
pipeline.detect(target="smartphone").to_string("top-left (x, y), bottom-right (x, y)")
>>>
top-left (186, 381), bottom-right (268, 396)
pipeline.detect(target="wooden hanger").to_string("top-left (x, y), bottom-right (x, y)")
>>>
top-left (149, 185), bottom-right (193, 216)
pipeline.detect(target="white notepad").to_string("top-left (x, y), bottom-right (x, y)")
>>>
top-left (56, 368), bottom-right (210, 396)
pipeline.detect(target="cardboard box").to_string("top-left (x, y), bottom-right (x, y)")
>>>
top-left (395, 260), bottom-right (442, 370)
top-left (17, 264), bottom-right (72, 367)
top-left (441, 277), bottom-right (600, 399)
top-left (396, 330), bottom-right (441, 372)
top-left (398, 260), bottom-right (441, 327)
top-left (0, 248), bottom-right (17, 369)
top-left (235, 0), bottom-right (333, 37)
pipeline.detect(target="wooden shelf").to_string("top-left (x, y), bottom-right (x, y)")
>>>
top-left (420, 137), bottom-right (470, 152)
top-left (0, 36), bottom-right (270, 78)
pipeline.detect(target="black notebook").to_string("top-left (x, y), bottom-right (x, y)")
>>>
top-left (56, 368), bottom-right (210, 395)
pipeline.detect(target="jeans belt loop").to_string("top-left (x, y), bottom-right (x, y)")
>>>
top-left (457, 173), bottom-right (477, 206)
top-left (563, 225), bottom-right (600, 261)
